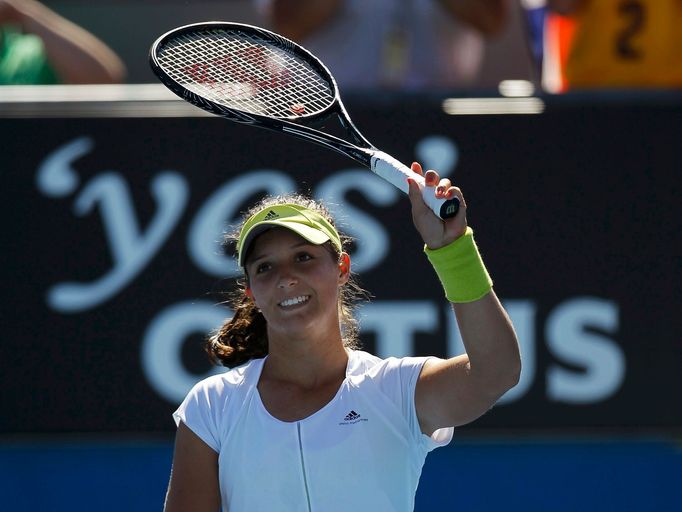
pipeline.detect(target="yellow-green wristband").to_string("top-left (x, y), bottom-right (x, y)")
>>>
top-left (424, 227), bottom-right (492, 303)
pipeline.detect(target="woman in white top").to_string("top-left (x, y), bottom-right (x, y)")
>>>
top-left (164, 163), bottom-right (521, 512)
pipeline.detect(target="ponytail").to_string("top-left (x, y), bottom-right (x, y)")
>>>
top-left (205, 293), bottom-right (268, 368)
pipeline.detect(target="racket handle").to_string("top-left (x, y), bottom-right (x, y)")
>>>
top-left (370, 150), bottom-right (460, 220)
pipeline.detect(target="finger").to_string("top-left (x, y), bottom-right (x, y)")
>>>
top-left (444, 185), bottom-right (460, 199)
top-left (424, 169), bottom-right (439, 187)
top-left (407, 177), bottom-right (431, 214)
top-left (435, 178), bottom-right (452, 198)
top-left (406, 177), bottom-right (422, 203)
top-left (445, 186), bottom-right (466, 209)
top-left (410, 162), bottom-right (424, 176)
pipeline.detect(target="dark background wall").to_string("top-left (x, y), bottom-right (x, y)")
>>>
top-left (1, 89), bottom-right (681, 510)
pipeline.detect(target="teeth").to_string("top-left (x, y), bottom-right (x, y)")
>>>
top-left (279, 295), bottom-right (310, 307)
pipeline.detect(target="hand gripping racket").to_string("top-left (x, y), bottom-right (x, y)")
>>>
top-left (149, 22), bottom-right (460, 219)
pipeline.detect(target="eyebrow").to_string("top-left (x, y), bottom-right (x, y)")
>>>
top-left (247, 241), bottom-right (315, 266)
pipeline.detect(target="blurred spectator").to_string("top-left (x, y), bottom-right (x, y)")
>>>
top-left (0, 0), bottom-right (126, 85)
top-left (523, 0), bottom-right (682, 92)
top-left (254, 0), bottom-right (509, 91)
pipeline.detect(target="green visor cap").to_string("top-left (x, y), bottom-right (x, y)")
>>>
top-left (237, 204), bottom-right (342, 267)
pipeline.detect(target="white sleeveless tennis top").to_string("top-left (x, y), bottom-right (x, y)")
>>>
top-left (174, 350), bottom-right (453, 512)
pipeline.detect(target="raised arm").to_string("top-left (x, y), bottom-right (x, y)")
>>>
top-left (164, 422), bottom-right (221, 512)
top-left (406, 162), bottom-right (521, 434)
top-left (0, 0), bottom-right (126, 83)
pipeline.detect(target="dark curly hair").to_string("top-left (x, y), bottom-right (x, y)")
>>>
top-left (205, 194), bottom-right (368, 368)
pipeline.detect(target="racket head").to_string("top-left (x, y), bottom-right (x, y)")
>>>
top-left (149, 22), bottom-right (341, 123)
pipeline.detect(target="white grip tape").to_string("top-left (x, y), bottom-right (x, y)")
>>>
top-left (370, 150), bottom-right (448, 218)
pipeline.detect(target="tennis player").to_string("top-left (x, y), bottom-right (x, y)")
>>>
top-left (163, 163), bottom-right (521, 512)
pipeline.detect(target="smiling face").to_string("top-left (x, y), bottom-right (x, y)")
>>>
top-left (244, 227), bottom-right (350, 344)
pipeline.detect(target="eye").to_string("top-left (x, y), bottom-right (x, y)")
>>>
top-left (296, 252), bottom-right (313, 262)
top-left (255, 262), bottom-right (271, 274)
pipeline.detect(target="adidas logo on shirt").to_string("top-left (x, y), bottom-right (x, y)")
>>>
top-left (344, 410), bottom-right (360, 421)
top-left (339, 410), bottom-right (368, 425)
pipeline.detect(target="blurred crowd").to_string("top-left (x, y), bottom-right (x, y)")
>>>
top-left (0, 0), bottom-right (125, 84)
top-left (2, 0), bottom-right (681, 92)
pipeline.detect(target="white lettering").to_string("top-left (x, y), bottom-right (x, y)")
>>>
top-left (35, 136), bottom-right (93, 197)
top-left (414, 135), bottom-right (459, 175)
top-left (316, 169), bottom-right (398, 272)
top-left (141, 301), bottom-right (228, 404)
top-left (546, 297), bottom-right (625, 404)
top-left (47, 171), bottom-right (188, 313)
top-left (34, 141), bottom-right (627, 409)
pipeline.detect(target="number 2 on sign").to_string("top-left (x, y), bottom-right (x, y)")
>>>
top-left (616, 0), bottom-right (645, 59)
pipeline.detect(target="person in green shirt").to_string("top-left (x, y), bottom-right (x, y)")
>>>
top-left (0, 0), bottom-right (125, 85)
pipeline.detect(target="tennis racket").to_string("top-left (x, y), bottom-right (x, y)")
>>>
top-left (149, 22), bottom-right (460, 219)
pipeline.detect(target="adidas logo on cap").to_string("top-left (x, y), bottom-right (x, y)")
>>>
top-left (263, 210), bottom-right (280, 220)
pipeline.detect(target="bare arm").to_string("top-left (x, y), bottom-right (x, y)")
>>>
top-left (164, 422), bottom-right (221, 512)
top-left (0, 0), bottom-right (126, 83)
top-left (406, 162), bottom-right (521, 434)
top-left (265, 0), bottom-right (343, 41)
top-left (417, 292), bottom-right (520, 432)
top-left (437, 0), bottom-right (510, 35)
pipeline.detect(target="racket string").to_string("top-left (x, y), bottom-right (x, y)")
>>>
top-left (157, 29), bottom-right (335, 118)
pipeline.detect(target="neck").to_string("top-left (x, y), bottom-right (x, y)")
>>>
top-left (263, 330), bottom-right (349, 388)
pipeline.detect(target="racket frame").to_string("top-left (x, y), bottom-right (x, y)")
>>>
top-left (150, 22), bottom-right (374, 163)
top-left (149, 21), bottom-right (459, 219)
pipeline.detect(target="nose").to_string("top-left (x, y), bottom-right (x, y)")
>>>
top-left (277, 271), bottom-right (298, 289)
